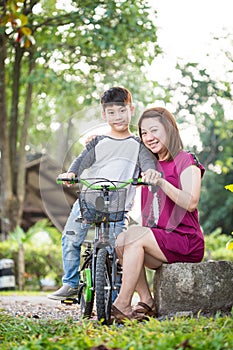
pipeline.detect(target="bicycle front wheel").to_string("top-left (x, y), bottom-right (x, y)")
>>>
top-left (95, 248), bottom-right (112, 324)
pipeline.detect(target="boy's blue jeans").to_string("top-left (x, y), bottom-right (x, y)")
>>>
top-left (62, 199), bottom-right (128, 288)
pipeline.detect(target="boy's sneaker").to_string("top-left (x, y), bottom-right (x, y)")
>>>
top-left (47, 285), bottom-right (79, 300)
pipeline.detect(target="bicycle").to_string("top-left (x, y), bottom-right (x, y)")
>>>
top-left (57, 176), bottom-right (147, 324)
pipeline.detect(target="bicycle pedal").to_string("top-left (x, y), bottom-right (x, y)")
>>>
top-left (61, 298), bottom-right (79, 305)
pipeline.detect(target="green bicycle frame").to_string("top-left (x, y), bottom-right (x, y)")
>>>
top-left (83, 268), bottom-right (92, 302)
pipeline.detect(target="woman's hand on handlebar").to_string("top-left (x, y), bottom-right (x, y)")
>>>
top-left (57, 172), bottom-right (76, 187)
top-left (141, 169), bottom-right (162, 186)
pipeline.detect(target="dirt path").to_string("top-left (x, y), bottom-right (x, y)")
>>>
top-left (0, 294), bottom-right (82, 320)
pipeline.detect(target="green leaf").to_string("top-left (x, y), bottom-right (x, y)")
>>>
top-left (9, 226), bottom-right (25, 245)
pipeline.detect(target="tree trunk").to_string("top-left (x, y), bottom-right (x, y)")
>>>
top-left (0, 24), bottom-right (13, 240)
top-left (16, 49), bottom-right (36, 226)
top-left (18, 243), bottom-right (25, 291)
top-left (0, 13), bottom-right (33, 238)
top-left (10, 44), bottom-right (24, 188)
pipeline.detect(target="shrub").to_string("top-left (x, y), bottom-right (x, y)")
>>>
top-left (204, 228), bottom-right (233, 262)
top-left (0, 233), bottom-right (63, 290)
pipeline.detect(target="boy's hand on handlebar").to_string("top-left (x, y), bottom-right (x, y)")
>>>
top-left (141, 169), bottom-right (162, 186)
top-left (57, 172), bottom-right (76, 187)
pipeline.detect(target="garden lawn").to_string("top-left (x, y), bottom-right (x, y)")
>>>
top-left (0, 310), bottom-right (232, 350)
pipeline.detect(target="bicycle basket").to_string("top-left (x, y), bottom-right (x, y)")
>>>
top-left (78, 188), bottom-right (127, 223)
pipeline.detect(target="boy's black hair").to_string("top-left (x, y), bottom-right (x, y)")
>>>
top-left (100, 86), bottom-right (132, 108)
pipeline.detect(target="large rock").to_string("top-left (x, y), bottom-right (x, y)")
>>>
top-left (153, 261), bottom-right (233, 317)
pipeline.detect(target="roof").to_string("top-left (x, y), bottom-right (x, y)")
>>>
top-left (23, 155), bottom-right (78, 232)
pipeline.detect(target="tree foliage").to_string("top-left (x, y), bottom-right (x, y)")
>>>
top-left (171, 35), bottom-right (233, 234)
top-left (0, 0), bottom-right (161, 238)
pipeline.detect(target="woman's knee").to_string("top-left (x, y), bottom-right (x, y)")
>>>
top-left (116, 225), bottom-right (151, 247)
top-left (115, 231), bottom-right (126, 248)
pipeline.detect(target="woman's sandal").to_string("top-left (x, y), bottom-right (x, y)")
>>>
top-left (111, 303), bottom-right (154, 323)
top-left (111, 305), bottom-right (132, 323)
top-left (133, 302), bottom-right (156, 319)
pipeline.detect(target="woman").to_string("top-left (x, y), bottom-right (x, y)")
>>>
top-left (111, 107), bottom-right (205, 322)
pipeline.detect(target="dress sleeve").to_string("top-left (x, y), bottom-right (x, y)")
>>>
top-left (177, 151), bottom-right (205, 178)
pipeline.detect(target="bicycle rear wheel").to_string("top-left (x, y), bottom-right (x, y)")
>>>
top-left (95, 248), bottom-right (112, 324)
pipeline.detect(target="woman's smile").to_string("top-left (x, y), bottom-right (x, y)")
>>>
top-left (141, 118), bottom-right (167, 157)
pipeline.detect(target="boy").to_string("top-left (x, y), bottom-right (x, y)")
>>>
top-left (48, 87), bottom-right (156, 300)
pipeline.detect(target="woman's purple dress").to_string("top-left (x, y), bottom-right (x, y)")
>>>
top-left (141, 151), bottom-right (205, 263)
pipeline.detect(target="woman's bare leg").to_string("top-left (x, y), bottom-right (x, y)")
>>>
top-left (113, 225), bottom-right (167, 315)
top-left (134, 253), bottom-right (163, 307)
top-left (134, 266), bottom-right (153, 306)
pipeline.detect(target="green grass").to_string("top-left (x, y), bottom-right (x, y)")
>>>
top-left (0, 310), bottom-right (232, 350)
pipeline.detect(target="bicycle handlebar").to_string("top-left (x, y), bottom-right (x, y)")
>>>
top-left (56, 177), bottom-right (149, 190)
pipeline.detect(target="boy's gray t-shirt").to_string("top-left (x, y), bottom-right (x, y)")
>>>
top-left (68, 135), bottom-right (156, 210)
